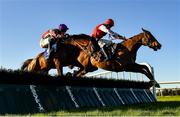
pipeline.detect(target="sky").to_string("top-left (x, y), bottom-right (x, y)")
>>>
top-left (0, 0), bottom-right (180, 83)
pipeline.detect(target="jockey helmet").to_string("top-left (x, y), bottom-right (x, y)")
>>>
top-left (104, 19), bottom-right (114, 26)
top-left (58, 24), bottom-right (69, 32)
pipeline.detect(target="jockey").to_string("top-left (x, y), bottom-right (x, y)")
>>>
top-left (91, 18), bottom-right (127, 61)
top-left (40, 24), bottom-right (69, 60)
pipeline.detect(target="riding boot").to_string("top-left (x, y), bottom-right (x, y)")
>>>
top-left (46, 45), bottom-right (51, 61)
top-left (101, 46), bottom-right (111, 61)
top-left (90, 37), bottom-right (100, 56)
top-left (90, 47), bottom-right (96, 57)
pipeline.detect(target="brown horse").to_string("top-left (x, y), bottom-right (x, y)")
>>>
top-left (21, 41), bottom-right (84, 76)
top-left (65, 28), bottom-right (162, 86)
top-left (21, 28), bottom-right (161, 86)
top-left (21, 33), bottom-right (97, 75)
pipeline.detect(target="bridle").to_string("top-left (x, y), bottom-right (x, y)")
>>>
top-left (142, 32), bottom-right (152, 46)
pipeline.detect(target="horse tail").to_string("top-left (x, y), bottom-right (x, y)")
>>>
top-left (21, 59), bottom-right (33, 70)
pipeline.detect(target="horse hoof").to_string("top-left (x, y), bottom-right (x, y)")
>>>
top-left (155, 83), bottom-right (160, 88)
top-left (150, 80), bottom-right (161, 88)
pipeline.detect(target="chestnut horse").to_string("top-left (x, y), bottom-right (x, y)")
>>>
top-left (69, 28), bottom-right (161, 86)
top-left (21, 42), bottom-right (83, 76)
top-left (21, 28), bottom-right (161, 86)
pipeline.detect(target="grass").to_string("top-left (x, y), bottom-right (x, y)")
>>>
top-left (33, 96), bottom-right (180, 116)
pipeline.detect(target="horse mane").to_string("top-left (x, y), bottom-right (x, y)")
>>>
top-left (120, 32), bottom-right (144, 47)
top-left (128, 32), bottom-right (143, 40)
top-left (71, 34), bottom-right (91, 41)
top-left (62, 34), bottom-right (91, 49)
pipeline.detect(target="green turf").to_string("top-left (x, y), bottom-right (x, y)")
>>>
top-left (32, 96), bottom-right (180, 116)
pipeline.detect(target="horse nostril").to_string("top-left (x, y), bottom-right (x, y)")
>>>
top-left (159, 44), bottom-right (162, 48)
top-left (154, 42), bottom-right (158, 47)
top-left (159, 45), bottom-right (162, 49)
top-left (158, 44), bottom-right (161, 49)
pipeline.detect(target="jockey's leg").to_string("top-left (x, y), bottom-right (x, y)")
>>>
top-left (90, 37), bottom-right (100, 55)
top-left (46, 38), bottom-right (54, 60)
top-left (111, 43), bottom-right (117, 56)
top-left (101, 45), bottom-right (111, 61)
top-left (46, 44), bottom-right (51, 60)
top-left (40, 37), bottom-right (51, 60)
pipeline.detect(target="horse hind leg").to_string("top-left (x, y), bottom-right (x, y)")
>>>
top-left (76, 69), bottom-right (87, 77)
top-left (75, 67), bottom-right (98, 77)
top-left (72, 67), bottom-right (86, 77)
top-left (74, 64), bottom-right (98, 77)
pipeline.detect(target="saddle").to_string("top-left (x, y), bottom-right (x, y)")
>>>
top-left (92, 43), bottom-right (118, 62)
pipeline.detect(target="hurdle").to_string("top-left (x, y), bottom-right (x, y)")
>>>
top-left (0, 69), bottom-right (156, 114)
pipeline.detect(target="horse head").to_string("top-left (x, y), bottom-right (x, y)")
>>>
top-left (141, 28), bottom-right (162, 51)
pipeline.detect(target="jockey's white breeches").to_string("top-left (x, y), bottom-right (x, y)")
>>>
top-left (98, 39), bottom-right (112, 48)
top-left (40, 37), bottom-right (51, 48)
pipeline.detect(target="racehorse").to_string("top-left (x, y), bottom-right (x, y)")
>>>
top-left (21, 41), bottom-right (83, 76)
top-left (21, 28), bottom-right (161, 86)
top-left (66, 28), bottom-right (162, 87)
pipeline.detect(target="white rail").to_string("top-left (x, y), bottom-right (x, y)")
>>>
top-left (86, 71), bottom-right (145, 81)
top-left (86, 71), bottom-right (112, 77)
top-left (155, 81), bottom-right (180, 96)
top-left (159, 81), bottom-right (180, 84)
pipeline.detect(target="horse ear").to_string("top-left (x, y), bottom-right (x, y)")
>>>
top-left (142, 28), bottom-right (145, 32)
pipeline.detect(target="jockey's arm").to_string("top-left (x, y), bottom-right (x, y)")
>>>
top-left (116, 34), bottom-right (127, 41)
top-left (99, 25), bottom-right (127, 41)
top-left (49, 29), bottom-right (58, 39)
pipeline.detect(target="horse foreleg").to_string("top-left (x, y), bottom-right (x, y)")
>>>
top-left (126, 63), bottom-right (154, 80)
top-left (138, 63), bottom-right (155, 81)
top-left (126, 63), bottom-right (160, 87)
top-left (139, 64), bottom-right (160, 87)
top-left (53, 59), bottom-right (63, 76)
top-left (138, 65), bottom-right (160, 88)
